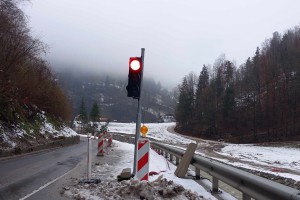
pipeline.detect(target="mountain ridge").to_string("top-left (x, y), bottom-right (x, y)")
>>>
top-left (56, 70), bottom-right (176, 123)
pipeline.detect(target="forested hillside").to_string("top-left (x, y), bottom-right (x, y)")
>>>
top-left (0, 0), bottom-right (71, 123)
top-left (0, 0), bottom-right (73, 151)
top-left (57, 70), bottom-right (176, 123)
top-left (176, 27), bottom-right (300, 143)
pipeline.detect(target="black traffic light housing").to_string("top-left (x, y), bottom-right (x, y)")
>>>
top-left (126, 57), bottom-right (142, 99)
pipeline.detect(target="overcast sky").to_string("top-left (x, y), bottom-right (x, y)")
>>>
top-left (23, 0), bottom-right (300, 89)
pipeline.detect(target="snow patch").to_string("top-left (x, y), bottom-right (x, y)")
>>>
top-left (0, 112), bottom-right (77, 151)
top-left (219, 144), bottom-right (300, 173)
top-left (1, 133), bottom-right (16, 149)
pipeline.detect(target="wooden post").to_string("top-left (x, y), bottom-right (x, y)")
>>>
top-left (174, 143), bottom-right (197, 178)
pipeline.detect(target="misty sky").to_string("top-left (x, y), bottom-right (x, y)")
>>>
top-left (23, 0), bottom-right (300, 89)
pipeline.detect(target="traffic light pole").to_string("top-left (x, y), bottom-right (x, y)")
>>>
top-left (133, 48), bottom-right (145, 176)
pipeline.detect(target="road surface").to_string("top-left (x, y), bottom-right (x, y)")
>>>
top-left (0, 137), bottom-right (92, 200)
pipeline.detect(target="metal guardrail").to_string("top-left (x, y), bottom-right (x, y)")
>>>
top-left (151, 141), bottom-right (300, 200)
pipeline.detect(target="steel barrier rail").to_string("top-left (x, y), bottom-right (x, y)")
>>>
top-left (151, 141), bottom-right (300, 200)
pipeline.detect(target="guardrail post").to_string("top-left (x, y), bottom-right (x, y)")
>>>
top-left (242, 193), bottom-right (251, 200)
top-left (212, 177), bottom-right (219, 193)
top-left (165, 152), bottom-right (168, 158)
top-left (195, 167), bottom-right (200, 179)
top-left (176, 156), bottom-right (179, 165)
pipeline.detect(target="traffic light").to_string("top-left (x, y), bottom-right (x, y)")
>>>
top-left (126, 57), bottom-right (142, 99)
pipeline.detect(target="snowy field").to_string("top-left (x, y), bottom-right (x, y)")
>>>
top-left (108, 122), bottom-right (195, 145)
top-left (107, 122), bottom-right (300, 182)
top-left (216, 144), bottom-right (300, 181)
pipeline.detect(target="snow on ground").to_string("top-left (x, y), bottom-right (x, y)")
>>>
top-left (0, 113), bottom-right (77, 151)
top-left (108, 122), bottom-right (195, 145)
top-left (71, 123), bottom-right (300, 199)
top-left (60, 126), bottom-right (78, 137)
top-left (40, 122), bottom-right (77, 137)
top-left (65, 140), bottom-right (235, 200)
top-left (215, 143), bottom-right (300, 181)
top-left (220, 144), bottom-right (300, 171)
top-left (108, 122), bottom-right (300, 182)
top-left (1, 132), bottom-right (17, 149)
top-left (39, 112), bottom-right (77, 137)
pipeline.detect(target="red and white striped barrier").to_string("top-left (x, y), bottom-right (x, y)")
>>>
top-left (136, 138), bottom-right (150, 181)
top-left (97, 134), bottom-right (104, 156)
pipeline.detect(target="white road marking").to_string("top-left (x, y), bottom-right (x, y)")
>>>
top-left (19, 170), bottom-right (72, 200)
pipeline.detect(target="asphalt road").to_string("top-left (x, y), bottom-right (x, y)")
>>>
top-left (0, 137), bottom-right (91, 200)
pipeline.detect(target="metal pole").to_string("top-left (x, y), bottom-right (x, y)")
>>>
top-left (87, 134), bottom-right (91, 181)
top-left (133, 48), bottom-right (145, 176)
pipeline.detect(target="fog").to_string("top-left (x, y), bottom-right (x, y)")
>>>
top-left (23, 0), bottom-right (300, 89)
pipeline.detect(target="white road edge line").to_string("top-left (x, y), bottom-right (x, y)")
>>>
top-left (19, 169), bottom-right (72, 200)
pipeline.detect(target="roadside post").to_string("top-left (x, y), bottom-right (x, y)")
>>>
top-left (136, 124), bottom-right (149, 180)
top-left (87, 133), bottom-right (91, 181)
top-left (79, 133), bottom-right (101, 184)
top-left (97, 133), bottom-right (104, 156)
top-left (136, 138), bottom-right (150, 180)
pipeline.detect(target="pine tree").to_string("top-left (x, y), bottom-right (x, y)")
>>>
top-left (90, 101), bottom-right (101, 122)
top-left (195, 65), bottom-right (209, 121)
top-left (222, 84), bottom-right (235, 119)
top-left (79, 97), bottom-right (88, 123)
top-left (175, 76), bottom-right (194, 129)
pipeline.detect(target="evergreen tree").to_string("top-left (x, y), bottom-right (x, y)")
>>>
top-left (175, 76), bottom-right (194, 129)
top-left (90, 101), bottom-right (101, 122)
top-left (222, 84), bottom-right (235, 119)
top-left (79, 97), bottom-right (88, 123)
top-left (195, 65), bottom-right (209, 121)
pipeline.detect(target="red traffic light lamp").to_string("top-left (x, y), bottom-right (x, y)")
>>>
top-left (126, 57), bottom-right (142, 99)
top-left (129, 58), bottom-right (141, 71)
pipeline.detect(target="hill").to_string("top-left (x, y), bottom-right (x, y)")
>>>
top-left (57, 70), bottom-right (176, 123)
top-left (0, 0), bottom-right (76, 154)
